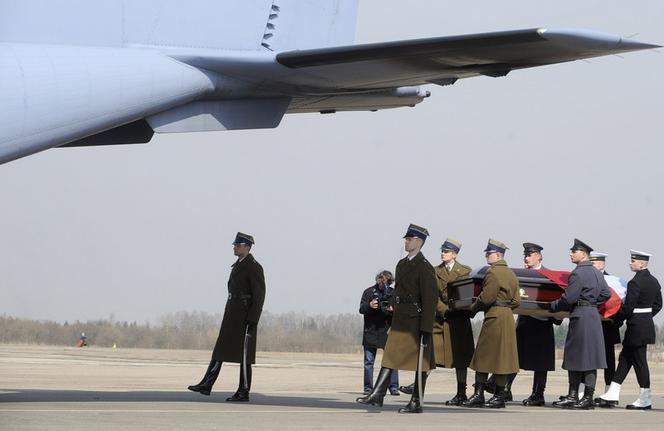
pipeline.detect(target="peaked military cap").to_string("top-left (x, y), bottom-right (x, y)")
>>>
top-left (232, 232), bottom-right (255, 245)
top-left (523, 242), bottom-right (543, 256)
top-left (441, 238), bottom-right (462, 253)
top-left (570, 238), bottom-right (593, 254)
top-left (484, 238), bottom-right (508, 254)
top-left (403, 224), bottom-right (429, 241)
top-left (589, 251), bottom-right (608, 262)
top-left (630, 250), bottom-right (652, 261)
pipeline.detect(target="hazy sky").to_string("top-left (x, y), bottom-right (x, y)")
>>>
top-left (1, 0), bottom-right (663, 325)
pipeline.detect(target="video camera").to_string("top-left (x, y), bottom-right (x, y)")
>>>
top-left (372, 288), bottom-right (393, 314)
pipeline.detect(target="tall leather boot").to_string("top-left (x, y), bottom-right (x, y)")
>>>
top-left (226, 363), bottom-right (252, 402)
top-left (572, 387), bottom-right (594, 410)
top-left (503, 374), bottom-right (515, 402)
top-left (462, 382), bottom-right (485, 407)
top-left (356, 367), bottom-right (391, 407)
top-left (484, 375), bottom-right (496, 394)
top-left (522, 383), bottom-right (545, 406)
top-left (187, 360), bottom-right (221, 396)
top-left (485, 385), bottom-right (506, 408)
top-left (445, 382), bottom-right (468, 406)
top-left (552, 384), bottom-right (578, 408)
top-left (399, 373), bottom-right (427, 413)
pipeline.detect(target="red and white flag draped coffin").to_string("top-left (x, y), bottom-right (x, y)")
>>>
top-left (447, 267), bottom-right (622, 319)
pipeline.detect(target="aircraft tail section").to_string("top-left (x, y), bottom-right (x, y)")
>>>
top-left (258, 0), bottom-right (358, 51)
top-left (0, 0), bottom-right (357, 51)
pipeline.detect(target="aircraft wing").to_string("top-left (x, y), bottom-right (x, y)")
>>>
top-left (274, 28), bottom-right (659, 90)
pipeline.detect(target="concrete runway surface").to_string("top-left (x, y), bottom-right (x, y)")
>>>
top-left (1, 345), bottom-right (662, 430)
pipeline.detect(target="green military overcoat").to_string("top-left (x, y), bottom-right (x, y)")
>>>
top-left (382, 252), bottom-right (438, 371)
top-left (212, 254), bottom-right (265, 364)
top-left (469, 260), bottom-right (520, 374)
top-left (432, 261), bottom-right (474, 368)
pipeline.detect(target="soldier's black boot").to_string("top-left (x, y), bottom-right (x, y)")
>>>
top-left (572, 388), bottom-right (594, 410)
top-left (445, 382), bottom-right (468, 406)
top-left (485, 385), bottom-right (506, 408)
top-left (484, 375), bottom-right (496, 395)
top-left (399, 383), bottom-right (414, 395)
top-left (356, 367), bottom-right (391, 407)
top-left (552, 384), bottom-right (578, 408)
top-left (398, 373), bottom-right (427, 413)
top-left (503, 374), bottom-right (515, 402)
top-left (226, 363), bottom-right (252, 402)
top-left (462, 382), bottom-right (485, 408)
top-left (522, 383), bottom-right (546, 406)
top-left (187, 360), bottom-right (221, 396)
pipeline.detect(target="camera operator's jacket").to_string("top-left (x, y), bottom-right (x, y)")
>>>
top-left (382, 252), bottom-right (438, 371)
top-left (212, 253), bottom-right (265, 364)
top-left (359, 284), bottom-right (394, 348)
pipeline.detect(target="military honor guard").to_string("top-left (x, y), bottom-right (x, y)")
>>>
top-left (399, 238), bottom-right (474, 404)
top-left (515, 243), bottom-right (558, 406)
top-left (357, 224), bottom-right (438, 413)
top-left (463, 239), bottom-right (520, 409)
top-left (188, 232), bottom-right (266, 402)
top-left (589, 252), bottom-right (623, 395)
top-left (550, 239), bottom-right (611, 409)
top-left (597, 250), bottom-right (662, 410)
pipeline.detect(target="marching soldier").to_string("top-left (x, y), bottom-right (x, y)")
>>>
top-left (463, 239), bottom-right (520, 409)
top-left (398, 238), bottom-right (474, 405)
top-left (516, 243), bottom-right (558, 406)
top-left (597, 250), bottom-right (662, 410)
top-left (550, 239), bottom-right (610, 409)
top-left (589, 252), bottom-right (623, 395)
top-left (188, 232), bottom-right (266, 402)
top-left (357, 224), bottom-right (438, 413)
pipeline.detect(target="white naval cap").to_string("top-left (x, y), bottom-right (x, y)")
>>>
top-left (589, 251), bottom-right (608, 262)
top-left (630, 250), bottom-right (652, 261)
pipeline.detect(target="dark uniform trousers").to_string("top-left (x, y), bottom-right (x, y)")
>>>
top-left (614, 345), bottom-right (650, 388)
top-left (612, 268), bottom-right (663, 388)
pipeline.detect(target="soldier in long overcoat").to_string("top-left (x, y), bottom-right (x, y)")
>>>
top-left (357, 224), bottom-right (437, 414)
top-left (399, 238), bottom-right (473, 405)
top-left (514, 242), bottom-right (558, 406)
top-left (188, 232), bottom-right (265, 402)
top-left (598, 250), bottom-right (662, 410)
top-left (550, 239), bottom-right (610, 409)
top-left (464, 239), bottom-right (520, 409)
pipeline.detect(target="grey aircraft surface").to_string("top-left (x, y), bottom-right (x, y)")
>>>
top-left (0, 0), bottom-right (659, 165)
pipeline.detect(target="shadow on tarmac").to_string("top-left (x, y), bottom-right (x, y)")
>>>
top-left (0, 389), bottom-right (604, 414)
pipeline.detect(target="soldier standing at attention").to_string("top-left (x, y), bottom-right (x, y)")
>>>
top-left (188, 232), bottom-right (266, 402)
top-left (550, 239), bottom-right (611, 409)
top-left (356, 224), bottom-right (438, 414)
top-left (463, 239), bottom-right (520, 409)
top-left (588, 252), bottom-right (623, 396)
top-left (597, 250), bottom-right (662, 410)
top-left (399, 238), bottom-right (474, 405)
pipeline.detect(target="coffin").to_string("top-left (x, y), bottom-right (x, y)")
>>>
top-left (447, 266), bottom-right (570, 318)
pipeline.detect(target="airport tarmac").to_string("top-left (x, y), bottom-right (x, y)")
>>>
top-left (1, 344), bottom-right (662, 430)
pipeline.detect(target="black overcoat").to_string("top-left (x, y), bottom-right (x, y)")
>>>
top-left (212, 254), bottom-right (265, 363)
top-left (550, 261), bottom-right (610, 371)
top-left (619, 269), bottom-right (662, 346)
top-left (359, 284), bottom-right (394, 348)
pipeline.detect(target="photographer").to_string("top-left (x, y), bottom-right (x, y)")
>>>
top-left (359, 270), bottom-right (399, 395)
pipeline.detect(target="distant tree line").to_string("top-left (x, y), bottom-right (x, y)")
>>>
top-left (1, 312), bottom-right (662, 357)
